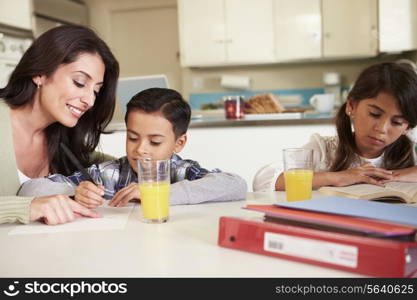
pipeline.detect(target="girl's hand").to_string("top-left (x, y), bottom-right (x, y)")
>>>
top-left (331, 163), bottom-right (393, 187)
top-left (382, 166), bottom-right (417, 183)
top-left (74, 181), bottom-right (105, 208)
top-left (108, 183), bottom-right (139, 207)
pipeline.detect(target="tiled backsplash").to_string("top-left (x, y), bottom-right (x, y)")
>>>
top-left (188, 88), bottom-right (325, 110)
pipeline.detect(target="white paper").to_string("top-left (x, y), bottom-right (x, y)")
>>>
top-left (8, 203), bottom-right (135, 235)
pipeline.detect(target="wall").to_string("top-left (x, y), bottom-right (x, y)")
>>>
top-left (86, 0), bottom-right (181, 121)
top-left (86, 0), bottom-right (415, 107)
top-left (86, 0), bottom-right (180, 84)
top-left (181, 55), bottom-right (409, 97)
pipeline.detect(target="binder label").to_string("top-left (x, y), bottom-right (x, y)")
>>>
top-left (264, 232), bottom-right (358, 268)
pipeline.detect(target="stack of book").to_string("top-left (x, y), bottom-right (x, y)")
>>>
top-left (218, 196), bottom-right (417, 277)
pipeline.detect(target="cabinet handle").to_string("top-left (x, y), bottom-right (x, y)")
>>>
top-left (214, 39), bottom-right (224, 43)
top-left (324, 32), bottom-right (330, 39)
top-left (312, 32), bottom-right (320, 40)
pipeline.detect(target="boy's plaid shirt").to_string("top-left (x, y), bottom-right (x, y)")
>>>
top-left (48, 154), bottom-right (220, 200)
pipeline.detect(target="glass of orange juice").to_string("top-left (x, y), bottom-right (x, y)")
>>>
top-left (137, 158), bottom-right (170, 223)
top-left (283, 148), bottom-right (313, 202)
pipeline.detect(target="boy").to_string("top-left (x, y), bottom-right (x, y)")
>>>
top-left (19, 88), bottom-right (247, 207)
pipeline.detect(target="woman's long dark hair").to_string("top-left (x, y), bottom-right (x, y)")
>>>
top-left (331, 62), bottom-right (417, 171)
top-left (0, 25), bottom-right (119, 174)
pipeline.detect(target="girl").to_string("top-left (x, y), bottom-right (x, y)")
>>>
top-left (253, 62), bottom-right (417, 191)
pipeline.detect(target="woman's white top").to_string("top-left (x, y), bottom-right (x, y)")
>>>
top-left (252, 133), bottom-right (386, 192)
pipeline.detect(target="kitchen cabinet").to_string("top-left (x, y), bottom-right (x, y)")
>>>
top-left (378, 0), bottom-right (417, 53)
top-left (33, 0), bottom-right (89, 37)
top-left (0, 0), bottom-right (33, 31)
top-left (178, 0), bottom-right (226, 66)
top-left (178, 0), bottom-right (413, 66)
top-left (274, 0), bottom-right (321, 61)
top-left (0, 0), bottom-right (33, 30)
top-left (322, 0), bottom-right (378, 58)
top-left (225, 0), bottom-right (275, 64)
top-left (274, 0), bottom-right (378, 61)
top-left (178, 0), bottom-right (274, 67)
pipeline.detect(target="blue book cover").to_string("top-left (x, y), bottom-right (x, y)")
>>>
top-left (276, 197), bottom-right (417, 227)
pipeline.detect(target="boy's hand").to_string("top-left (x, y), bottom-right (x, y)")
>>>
top-left (109, 183), bottom-right (139, 207)
top-left (75, 181), bottom-right (105, 208)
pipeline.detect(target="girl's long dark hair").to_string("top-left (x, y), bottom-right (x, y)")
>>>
top-left (331, 62), bottom-right (417, 171)
top-left (0, 25), bottom-right (119, 174)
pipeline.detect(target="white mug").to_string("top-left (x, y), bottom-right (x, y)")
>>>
top-left (309, 94), bottom-right (335, 113)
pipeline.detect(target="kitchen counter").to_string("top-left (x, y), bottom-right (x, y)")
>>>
top-left (190, 112), bottom-right (334, 128)
top-left (99, 112), bottom-right (336, 190)
top-left (105, 112), bottom-right (335, 131)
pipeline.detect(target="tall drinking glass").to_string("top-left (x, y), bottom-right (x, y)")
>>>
top-left (137, 158), bottom-right (170, 223)
top-left (283, 148), bottom-right (313, 202)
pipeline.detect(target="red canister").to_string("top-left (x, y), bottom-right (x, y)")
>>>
top-left (224, 96), bottom-right (245, 119)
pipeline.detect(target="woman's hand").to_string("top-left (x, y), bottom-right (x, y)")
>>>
top-left (75, 181), bottom-right (105, 208)
top-left (108, 183), bottom-right (139, 207)
top-left (330, 163), bottom-right (393, 187)
top-left (29, 195), bottom-right (101, 225)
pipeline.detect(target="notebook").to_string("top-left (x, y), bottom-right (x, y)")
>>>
top-left (275, 196), bottom-right (417, 227)
top-left (245, 204), bottom-right (416, 239)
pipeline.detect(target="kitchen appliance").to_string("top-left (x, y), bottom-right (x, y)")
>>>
top-left (0, 32), bottom-right (32, 88)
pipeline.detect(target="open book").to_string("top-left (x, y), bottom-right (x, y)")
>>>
top-left (318, 182), bottom-right (417, 204)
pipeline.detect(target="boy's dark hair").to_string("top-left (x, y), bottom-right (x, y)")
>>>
top-left (332, 62), bottom-right (417, 171)
top-left (125, 88), bottom-right (191, 138)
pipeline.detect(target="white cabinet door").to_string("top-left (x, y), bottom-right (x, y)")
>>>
top-left (322, 0), bottom-right (377, 58)
top-left (379, 0), bottom-right (417, 52)
top-left (274, 0), bottom-right (321, 61)
top-left (178, 0), bottom-right (274, 66)
top-left (226, 0), bottom-right (274, 64)
top-left (178, 0), bottom-right (226, 66)
top-left (0, 0), bottom-right (33, 31)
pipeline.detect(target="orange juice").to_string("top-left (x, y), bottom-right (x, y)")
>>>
top-left (139, 182), bottom-right (170, 222)
top-left (284, 169), bottom-right (313, 201)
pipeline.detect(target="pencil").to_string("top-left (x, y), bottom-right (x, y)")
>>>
top-left (59, 142), bottom-right (96, 184)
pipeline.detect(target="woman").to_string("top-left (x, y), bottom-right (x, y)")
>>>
top-left (0, 25), bottom-right (119, 225)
